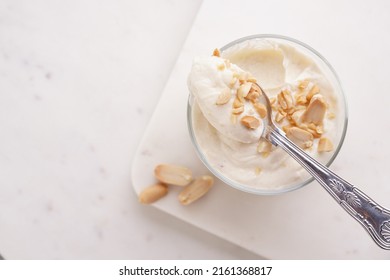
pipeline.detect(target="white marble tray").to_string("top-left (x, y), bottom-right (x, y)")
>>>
top-left (132, 0), bottom-right (390, 259)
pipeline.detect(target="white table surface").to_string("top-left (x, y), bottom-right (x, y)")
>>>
top-left (0, 0), bottom-right (261, 259)
top-left (1, 0), bottom-right (390, 259)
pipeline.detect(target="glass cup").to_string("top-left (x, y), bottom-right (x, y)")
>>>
top-left (187, 34), bottom-right (348, 195)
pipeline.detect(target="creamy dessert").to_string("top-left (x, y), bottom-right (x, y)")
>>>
top-left (188, 55), bottom-right (265, 144)
top-left (188, 37), bottom-right (345, 192)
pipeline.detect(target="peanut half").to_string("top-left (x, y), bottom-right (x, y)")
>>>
top-left (301, 94), bottom-right (326, 125)
top-left (216, 88), bottom-right (231, 105)
top-left (286, 127), bottom-right (313, 149)
top-left (154, 164), bottom-right (193, 186)
top-left (237, 82), bottom-right (252, 99)
top-left (139, 183), bottom-right (168, 204)
top-left (178, 175), bottom-right (214, 206)
top-left (241, 115), bottom-right (261, 129)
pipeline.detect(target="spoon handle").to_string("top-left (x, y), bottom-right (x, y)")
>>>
top-left (268, 127), bottom-right (390, 249)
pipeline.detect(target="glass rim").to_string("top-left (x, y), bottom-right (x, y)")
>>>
top-left (187, 34), bottom-right (349, 195)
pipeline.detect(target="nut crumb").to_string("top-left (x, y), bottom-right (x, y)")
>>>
top-left (245, 90), bottom-right (260, 102)
top-left (282, 125), bottom-right (293, 133)
top-left (247, 76), bottom-right (257, 83)
top-left (212, 48), bottom-right (220, 57)
top-left (238, 72), bottom-right (249, 83)
top-left (233, 97), bottom-right (243, 108)
top-left (298, 80), bottom-right (309, 89)
top-left (296, 94), bottom-right (308, 105)
top-left (217, 63), bottom-right (225, 71)
top-left (230, 113), bottom-right (238, 124)
top-left (257, 139), bottom-right (272, 154)
top-left (238, 82), bottom-right (252, 98)
top-left (318, 137), bottom-right (334, 152)
top-left (275, 111), bottom-right (286, 123)
top-left (229, 77), bottom-right (238, 88)
top-left (277, 89), bottom-right (293, 111)
top-left (253, 102), bottom-right (267, 118)
top-left (327, 112), bottom-right (336, 119)
top-left (250, 83), bottom-right (262, 95)
top-left (306, 84), bottom-right (320, 101)
top-left (232, 106), bottom-right (244, 115)
top-left (224, 59), bottom-right (231, 68)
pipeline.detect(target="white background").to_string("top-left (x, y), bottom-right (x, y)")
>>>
top-left (0, 0), bottom-right (261, 259)
top-left (1, 0), bottom-right (390, 259)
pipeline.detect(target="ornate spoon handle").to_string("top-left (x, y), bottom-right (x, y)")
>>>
top-left (268, 126), bottom-right (390, 249)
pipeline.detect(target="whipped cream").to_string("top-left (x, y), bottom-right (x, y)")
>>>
top-left (188, 38), bottom-right (344, 192)
top-left (188, 56), bottom-right (264, 143)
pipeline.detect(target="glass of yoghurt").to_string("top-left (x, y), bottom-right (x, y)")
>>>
top-left (187, 34), bottom-right (348, 195)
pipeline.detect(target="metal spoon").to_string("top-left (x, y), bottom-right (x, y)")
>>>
top-left (257, 84), bottom-right (390, 250)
